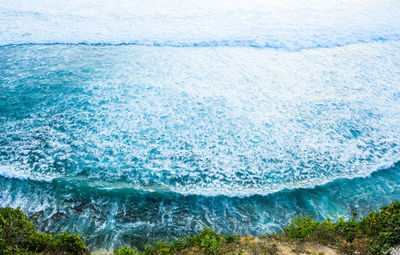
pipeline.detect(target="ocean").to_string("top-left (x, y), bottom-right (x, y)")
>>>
top-left (1, 0), bottom-right (400, 251)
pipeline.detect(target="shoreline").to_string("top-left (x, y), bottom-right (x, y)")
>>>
top-left (1, 202), bottom-right (400, 254)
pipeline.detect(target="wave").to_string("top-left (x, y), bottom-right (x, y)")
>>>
top-left (1, 0), bottom-right (400, 51)
top-left (1, 162), bottom-right (400, 251)
top-left (1, 159), bottom-right (399, 198)
top-left (2, 36), bottom-right (400, 50)
top-left (0, 165), bottom-right (56, 182)
top-left (1, 41), bottom-right (400, 197)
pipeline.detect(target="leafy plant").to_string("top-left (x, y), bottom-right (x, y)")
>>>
top-left (283, 202), bottom-right (400, 254)
top-left (283, 215), bottom-right (319, 240)
top-left (53, 232), bottom-right (87, 254)
top-left (359, 202), bottom-right (400, 254)
top-left (114, 246), bottom-right (139, 255)
top-left (0, 207), bottom-right (88, 254)
top-left (115, 228), bottom-right (239, 255)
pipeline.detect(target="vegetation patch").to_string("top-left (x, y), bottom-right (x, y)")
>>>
top-left (0, 207), bottom-right (88, 254)
top-left (282, 202), bottom-right (400, 254)
top-left (114, 228), bottom-right (239, 255)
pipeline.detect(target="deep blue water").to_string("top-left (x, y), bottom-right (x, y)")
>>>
top-left (1, 0), bottom-right (400, 251)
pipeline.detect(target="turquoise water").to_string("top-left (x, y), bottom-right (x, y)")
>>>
top-left (1, 0), bottom-right (400, 251)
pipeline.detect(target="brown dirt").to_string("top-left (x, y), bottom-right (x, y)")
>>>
top-left (175, 235), bottom-right (339, 255)
top-left (95, 235), bottom-right (340, 255)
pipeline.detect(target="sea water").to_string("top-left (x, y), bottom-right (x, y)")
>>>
top-left (1, 0), bottom-right (400, 251)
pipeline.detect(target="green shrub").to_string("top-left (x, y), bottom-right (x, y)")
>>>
top-left (283, 215), bottom-right (319, 240)
top-left (113, 246), bottom-right (139, 255)
top-left (335, 217), bottom-right (359, 242)
top-left (143, 240), bottom-right (173, 255)
top-left (24, 232), bottom-right (54, 252)
top-left (311, 218), bottom-right (337, 245)
top-left (282, 202), bottom-right (400, 254)
top-left (283, 216), bottom-right (340, 244)
top-left (189, 228), bottom-right (226, 254)
top-left (359, 202), bottom-right (400, 254)
top-left (0, 207), bottom-right (88, 254)
top-left (0, 207), bottom-right (34, 247)
top-left (53, 232), bottom-right (87, 254)
top-left (117, 228), bottom-right (239, 255)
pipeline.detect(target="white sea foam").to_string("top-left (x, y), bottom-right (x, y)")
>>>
top-left (1, 41), bottom-right (399, 196)
top-left (0, 0), bottom-right (399, 50)
top-left (0, 165), bottom-right (56, 182)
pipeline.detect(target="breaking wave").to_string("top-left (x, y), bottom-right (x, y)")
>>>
top-left (1, 0), bottom-right (400, 50)
top-left (1, 42), bottom-right (400, 197)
